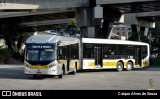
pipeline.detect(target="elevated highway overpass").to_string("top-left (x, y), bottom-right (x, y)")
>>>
top-left (0, 0), bottom-right (160, 38)
top-left (0, 0), bottom-right (89, 9)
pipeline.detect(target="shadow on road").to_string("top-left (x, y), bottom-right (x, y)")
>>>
top-left (78, 69), bottom-right (119, 73)
top-left (0, 67), bottom-right (27, 79)
top-left (133, 66), bottom-right (160, 71)
top-left (0, 66), bottom-right (52, 80)
top-left (77, 66), bottom-right (160, 73)
top-left (0, 66), bottom-right (68, 80)
top-left (0, 65), bottom-right (159, 79)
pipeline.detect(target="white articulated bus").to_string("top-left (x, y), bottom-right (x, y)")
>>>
top-left (24, 35), bottom-right (150, 78)
top-left (81, 38), bottom-right (150, 71)
top-left (24, 35), bottom-right (79, 78)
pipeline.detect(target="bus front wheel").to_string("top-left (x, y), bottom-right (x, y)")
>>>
top-left (58, 69), bottom-right (63, 79)
top-left (117, 62), bottom-right (123, 71)
top-left (58, 74), bottom-right (63, 78)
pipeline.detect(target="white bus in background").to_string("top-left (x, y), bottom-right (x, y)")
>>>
top-left (24, 35), bottom-right (150, 79)
top-left (81, 38), bottom-right (150, 71)
top-left (24, 35), bottom-right (79, 78)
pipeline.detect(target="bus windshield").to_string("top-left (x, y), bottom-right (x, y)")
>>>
top-left (40, 49), bottom-right (54, 61)
top-left (26, 45), bottom-right (55, 61)
top-left (27, 50), bottom-right (39, 61)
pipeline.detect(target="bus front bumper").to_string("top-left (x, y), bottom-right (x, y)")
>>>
top-left (24, 66), bottom-right (61, 76)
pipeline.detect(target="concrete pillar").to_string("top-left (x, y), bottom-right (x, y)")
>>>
top-left (76, 7), bottom-right (95, 38)
top-left (131, 25), bottom-right (140, 33)
top-left (76, 6), bottom-right (103, 38)
top-left (79, 26), bottom-right (95, 38)
top-left (76, 8), bottom-right (92, 28)
top-left (144, 27), bottom-right (149, 36)
top-left (102, 7), bottom-right (123, 39)
top-left (76, 6), bottom-right (125, 39)
top-left (93, 6), bottom-right (103, 38)
top-left (102, 20), bottom-right (114, 39)
top-left (131, 25), bottom-right (149, 36)
top-left (125, 13), bottom-right (155, 40)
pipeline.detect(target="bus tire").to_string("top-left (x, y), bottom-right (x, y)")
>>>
top-left (72, 65), bottom-right (77, 75)
top-left (62, 65), bottom-right (65, 75)
top-left (126, 62), bottom-right (133, 71)
top-left (117, 62), bottom-right (123, 71)
top-left (58, 74), bottom-right (63, 79)
top-left (33, 74), bottom-right (38, 79)
top-left (58, 68), bottom-right (63, 79)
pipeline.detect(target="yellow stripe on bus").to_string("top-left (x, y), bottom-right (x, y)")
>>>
top-left (103, 62), bottom-right (117, 66)
top-left (70, 61), bottom-right (80, 70)
top-left (87, 61), bottom-right (149, 67)
top-left (32, 65), bottom-right (49, 69)
top-left (89, 62), bottom-right (95, 67)
top-left (71, 62), bottom-right (75, 68)
top-left (88, 62), bottom-right (125, 67)
top-left (142, 61), bottom-right (149, 67)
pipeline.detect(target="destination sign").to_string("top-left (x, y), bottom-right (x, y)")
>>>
top-left (28, 45), bottom-right (54, 49)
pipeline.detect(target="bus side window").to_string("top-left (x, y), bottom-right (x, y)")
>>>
top-left (83, 44), bottom-right (94, 59)
top-left (57, 48), bottom-right (62, 59)
top-left (103, 45), bottom-right (109, 58)
top-left (57, 46), bottom-right (68, 60)
top-left (142, 46), bottom-right (147, 59)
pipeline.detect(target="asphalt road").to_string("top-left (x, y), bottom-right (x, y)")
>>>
top-left (0, 65), bottom-right (160, 90)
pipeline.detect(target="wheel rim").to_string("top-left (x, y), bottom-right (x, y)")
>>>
top-left (62, 69), bottom-right (64, 75)
top-left (127, 63), bottom-right (132, 70)
top-left (117, 63), bottom-right (123, 71)
top-left (118, 65), bottom-right (121, 69)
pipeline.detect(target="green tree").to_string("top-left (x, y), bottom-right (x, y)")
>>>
top-left (128, 32), bottom-right (149, 43)
top-left (66, 19), bottom-right (80, 36)
top-left (139, 32), bottom-right (150, 43)
top-left (128, 32), bottom-right (139, 41)
top-left (150, 22), bottom-right (160, 57)
top-left (67, 19), bottom-right (76, 28)
top-left (0, 24), bottom-right (23, 51)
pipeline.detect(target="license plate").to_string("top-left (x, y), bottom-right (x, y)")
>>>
top-left (36, 72), bottom-right (42, 74)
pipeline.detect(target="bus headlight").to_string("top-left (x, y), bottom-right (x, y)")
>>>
top-left (24, 63), bottom-right (32, 68)
top-left (24, 61), bottom-right (32, 68)
top-left (49, 63), bottom-right (56, 68)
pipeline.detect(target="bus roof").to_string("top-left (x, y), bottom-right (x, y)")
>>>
top-left (26, 35), bottom-right (149, 46)
top-left (26, 35), bottom-right (79, 45)
top-left (82, 38), bottom-right (149, 46)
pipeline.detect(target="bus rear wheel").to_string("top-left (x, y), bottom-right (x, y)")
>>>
top-left (126, 62), bottom-right (133, 71)
top-left (117, 62), bottom-right (123, 71)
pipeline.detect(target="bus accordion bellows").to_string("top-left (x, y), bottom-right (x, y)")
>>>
top-left (24, 35), bottom-right (150, 78)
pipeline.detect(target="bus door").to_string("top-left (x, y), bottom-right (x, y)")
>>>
top-left (135, 47), bottom-right (142, 67)
top-left (67, 45), bottom-right (70, 71)
top-left (94, 45), bottom-right (102, 68)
